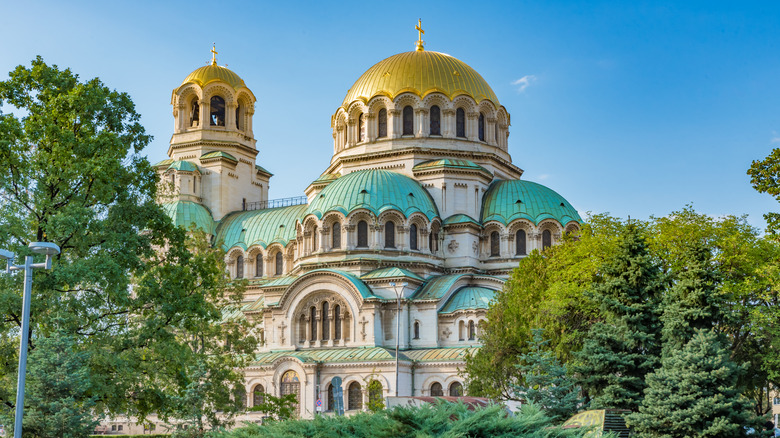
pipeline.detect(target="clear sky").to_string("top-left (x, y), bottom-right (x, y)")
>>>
top-left (3, 0), bottom-right (778, 230)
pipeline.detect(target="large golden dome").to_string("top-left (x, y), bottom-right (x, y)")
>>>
top-left (179, 64), bottom-right (246, 91)
top-left (342, 50), bottom-right (500, 109)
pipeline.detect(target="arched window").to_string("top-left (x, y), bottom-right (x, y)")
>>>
top-left (458, 320), bottom-right (465, 341)
top-left (429, 231), bottom-right (438, 253)
top-left (490, 231), bottom-right (500, 257)
top-left (347, 382), bottom-right (362, 411)
top-left (409, 224), bottom-right (418, 250)
top-left (310, 306), bottom-right (317, 341)
top-left (321, 301), bottom-right (330, 340)
top-left (385, 221), bottom-right (395, 248)
top-left (357, 220), bottom-right (368, 248)
top-left (449, 382), bottom-right (463, 397)
top-left (413, 321), bottom-right (420, 339)
top-left (234, 386), bottom-right (247, 409)
top-left (311, 225), bottom-right (318, 252)
top-left (235, 105), bottom-right (241, 130)
top-left (377, 108), bottom-right (387, 138)
top-left (358, 113), bottom-right (365, 142)
top-left (456, 108), bottom-right (466, 138)
top-left (468, 320), bottom-right (476, 340)
top-left (542, 229), bottom-right (552, 250)
top-left (516, 229), bottom-right (527, 255)
top-left (235, 255), bottom-right (244, 279)
top-left (255, 254), bottom-right (263, 277)
top-left (280, 371), bottom-right (300, 417)
top-left (429, 105), bottom-right (441, 135)
top-left (334, 305), bottom-right (342, 340)
top-left (494, 123), bottom-right (498, 145)
top-left (275, 252), bottom-right (283, 276)
top-left (430, 382), bottom-right (443, 397)
top-left (298, 315), bottom-right (306, 343)
top-left (368, 380), bottom-right (383, 409)
top-left (190, 98), bottom-right (199, 127)
top-left (478, 112), bottom-right (485, 141)
top-left (210, 96), bottom-right (225, 126)
top-left (327, 384), bottom-right (334, 411)
top-left (332, 222), bottom-right (341, 249)
top-left (252, 384), bottom-right (265, 407)
top-left (402, 105), bottom-right (413, 135)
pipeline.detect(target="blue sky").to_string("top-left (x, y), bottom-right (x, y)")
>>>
top-left (2, 0), bottom-right (778, 230)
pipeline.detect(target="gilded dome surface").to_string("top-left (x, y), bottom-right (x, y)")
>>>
top-left (180, 64), bottom-right (247, 90)
top-left (342, 50), bottom-right (500, 108)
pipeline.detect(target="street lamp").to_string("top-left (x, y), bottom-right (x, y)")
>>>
top-left (1, 242), bottom-right (60, 438)
top-left (389, 281), bottom-right (407, 397)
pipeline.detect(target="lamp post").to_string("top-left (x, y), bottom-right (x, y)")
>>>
top-left (1, 242), bottom-right (60, 438)
top-left (389, 281), bottom-right (407, 397)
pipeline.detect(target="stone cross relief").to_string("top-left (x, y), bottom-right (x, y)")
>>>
top-left (441, 327), bottom-right (452, 340)
top-left (278, 321), bottom-right (287, 345)
top-left (359, 316), bottom-right (370, 341)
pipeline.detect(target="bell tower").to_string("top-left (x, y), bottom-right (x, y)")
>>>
top-left (162, 46), bottom-right (271, 220)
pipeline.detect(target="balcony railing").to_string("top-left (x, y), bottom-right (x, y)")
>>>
top-left (244, 196), bottom-right (307, 211)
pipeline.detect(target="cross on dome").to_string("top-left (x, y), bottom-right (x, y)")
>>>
top-left (415, 18), bottom-right (425, 51)
top-left (211, 43), bottom-right (218, 66)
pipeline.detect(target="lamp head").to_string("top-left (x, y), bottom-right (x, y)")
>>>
top-left (29, 242), bottom-right (60, 256)
top-left (0, 249), bottom-right (14, 261)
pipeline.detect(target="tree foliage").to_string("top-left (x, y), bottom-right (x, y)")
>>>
top-left (748, 147), bottom-right (780, 238)
top-left (249, 393), bottom-right (299, 422)
top-left (0, 57), bottom-right (257, 436)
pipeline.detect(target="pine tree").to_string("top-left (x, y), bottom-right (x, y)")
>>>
top-left (513, 329), bottom-right (583, 422)
top-left (574, 225), bottom-right (666, 411)
top-left (627, 329), bottom-right (754, 438)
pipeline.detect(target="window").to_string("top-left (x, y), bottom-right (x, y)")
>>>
top-left (299, 315), bottom-right (306, 343)
top-left (190, 98), bottom-right (199, 127)
top-left (402, 105), bottom-right (413, 135)
top-left (235, 255), bottom-right (244, 278)
top-left (348, 382), bottom-right (362, 410)
top-left (429, 105), bottom-right (441, 135)
top-left (321, 301), bottom-right (330, 340)
top-left (490, 231), bottom-right (500, 257)
top-left (478, 112), bottom-right (485, 141)
top-left (449, 382), bottom-right (463, 397)
top-left (458, 321), bottom-right (465, 341)
top-left (312, 225), bottom-right (318, 252)
top-left (310, 306), bottom-right (317, 341)
top-left (456, 108), bottom-right (466, 138)
top-left (332, 222), bottom-right (341, 249)
top-left (542, 229), bottom-right (552, 250)
top-left (210, 96), bottom-right (225, 126)
top-left (413, 321), bottom-right (420, 339)
top-left (494, 123), bottom-right (498, 145)
top-left (409, 224), bottom-right (418, 250)
top-left (468, 320), bottom-right (476, 340)
top-left (334, 305), bottom-right (341, 340)
top-left (358, 113), bottom-right (365, 142)
top-left (357, 221), bottom-right (368, 248)
top-left (255, 254), bottom-right (263, 277)
top-left (275, 252), bottom-right (283, 276)
top-left (235, 105), bottom-right (241, 130)
top-left (377, 108), bottom-right (387, 138)
top-left (430, 382), bottom-right (443, 397)
top-left (234, 386), bottom-right (247, 409)
top-left (774, 397), bottom-right (780, 405)
top-left (327, 384), bottom-right (334, 411)
top-left (429, 232), bottom-right (438, 253)
top-left (385, 221), bottom-right (395, 248)
top-left (280, 371), bottom-right (300, 417)
top-left (516, 229), bottom-right (526, 255)
top-left (253, 384), bottom-right (265, 407)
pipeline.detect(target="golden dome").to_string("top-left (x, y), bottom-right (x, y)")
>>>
top-left (342, 50), bottom-right (500, 108)
top-left (180, 64), bottom-right (246, 91)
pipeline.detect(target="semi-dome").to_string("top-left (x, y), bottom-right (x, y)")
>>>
top-left (342, 50), bottom-right (500, 109)
top-left (161, 201), bottom-right (215, 234)
top-left (179, 64), bottom-right (246, 91)
top-left (481, 180), bottom-right (581, 226)
top-left (305, 169), bottom-right (439, 220)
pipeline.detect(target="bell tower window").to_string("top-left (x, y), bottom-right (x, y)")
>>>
top-left (190, 98), bottom-right (200, 127)
top-left (358, 113), bottom-right (365, 142)
top-left (430, 105), bottom-right (441, 135)
top-left (210, 96), bottom-right (225, 126)
top-left (235, 104), bottom-right (241, 130)
top-left (402, 106), bottom-right (413, 135)
top-left (377, 108), bottom-right (387, 138)
top-left (384, 221), bottom-right (395, 249)
top-left (478, 113), bottom-right (485, 141)
top-left (456, 108), bottom-right (466, 138)
top-left (357, 221), bottom-right (368, 248)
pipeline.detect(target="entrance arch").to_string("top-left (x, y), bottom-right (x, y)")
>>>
top-left (280, 370), bottom-right (301, 417)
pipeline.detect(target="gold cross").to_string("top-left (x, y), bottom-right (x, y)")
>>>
top-left (415, 19), bottom-right (425, 51)
top-left (211, 43), bottom-right (218, 66)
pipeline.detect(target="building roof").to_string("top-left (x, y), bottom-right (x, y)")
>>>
top-left (167, 160), bottom-right (199, 172)
top-left (201, 150), bottom-right (238, 162)
top-left (249, 346), bottom-right (476, 367)
top-left (413, 159), bottom-right (493, 178)
top-left (214, 204), bottom-right (307, 250)
top-left (442, 214), bottom-right (481, 226)
top-left (411, 274), bottom-right (468, 301)
top-left (300, 269), bottom-right (376, 300)
top-left (438, 286), bottom-right (496, 314)
top-left (305, 169), bottom-right (439, 220)
top-left (161, 201), bottom-right (214, 234)
top-left (180, 64), bottom-right (247, 91)
top-left (342, 50), bottom-right (500, 109)
top-left (481, 180), bottom-right (582, 226)
top-left (361, 267), bottom-right (424, 281)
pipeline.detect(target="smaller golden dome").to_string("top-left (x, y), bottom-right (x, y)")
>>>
top-left (180, 64), bottom-right (247, 90)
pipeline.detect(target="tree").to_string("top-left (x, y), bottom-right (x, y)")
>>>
top-left (573, 225), bottom-right (666, 411)
top-left (512, 329), bottom-right (583, 423)
top-left (748, 147), bottom-right (780, 238)
top-left (0, 57), bottom-right (257, 435)
top-left (627, 329), bottom-right (755, 438)
top-left (249, 393), bottom-right (298, 422)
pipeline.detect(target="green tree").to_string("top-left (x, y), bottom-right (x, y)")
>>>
top-left (574, 225), bottom-right (666, 411)
top-left (0, 57), bottom-right (257, 435)
top-left (748, 147), bottom-right (780, 238)
top-left (512, 329), bottom-right (583, 423)
top-left (249, 393), bottom-right (298, 422)
top-left (627, 329), bottom-right (755, 438)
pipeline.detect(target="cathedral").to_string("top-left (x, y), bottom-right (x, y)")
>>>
top-left (155, 27), bottom-right (581, 420)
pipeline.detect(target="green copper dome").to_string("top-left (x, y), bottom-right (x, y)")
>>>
top-left (481, 180), bottom-right (581, 226)
top-left (215, 204), bottom-right (307, 250)
top-left (439, 286), bottom-right (496, 314)
top-left (305, 169), bottom-right (439, 220)
top-left (161, 201), bottom-right (215, 234)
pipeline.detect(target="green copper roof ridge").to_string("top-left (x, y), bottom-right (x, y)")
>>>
top-left (361, 267), bottom-right (424, 281)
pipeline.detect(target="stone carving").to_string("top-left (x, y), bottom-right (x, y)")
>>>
top-left (359, 316), bottom-right (370, 340)
top-left (472, 241), bottom-right (478, 254)
top-left (442, 327), bottom-right (452, 339)
top-left (447, 240), bottom-right (459, 253)
top-left (278, 321), bottom-right (287, 345)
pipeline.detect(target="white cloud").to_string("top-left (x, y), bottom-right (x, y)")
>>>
top-left (771, 131), bottom-right (780, 144)
top-left (511, 75), bottom-right (536, 93)
top-left (537, 173), bottom-right (550, 180)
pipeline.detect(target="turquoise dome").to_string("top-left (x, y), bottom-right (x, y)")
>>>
top-left (214, 204), bottom-right (307, 250)
top-left (439, 286), bottom-right (496, 314)
top-left (161, 201), bottom-right (215, 234)
top-left (305, 169), bottom-right (439, 220)
top-left (481, 180), bottom-right (581, 226)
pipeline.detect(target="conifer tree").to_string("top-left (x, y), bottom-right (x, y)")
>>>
top-left (574, 225), bottom-right (665, 411)
top-left (627, 329), bottom-right (754, 438)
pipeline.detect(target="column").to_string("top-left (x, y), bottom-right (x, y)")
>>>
top-left (246, 107), bottom-right (255, 137)
top-left (320, 227), bottom-right (330, 252)
top-left (398, 226), bottom-right (409, 251)
top-left (467, 113), bottom-right (478, 141)
top-left (420, 229), bottom-right (430, 252)
top-left (442, 109), bottom-right (455, 137)
top-left (199, 100), bottom-right (208, 128)
top-left (487, 118), bottom-right (497, 145)
top-left (226, 102), bottom-right (237, 130)
top-left (367, 114), bottom-right (376, 142)
top-left (388, 109), bottom-right (401, 139)
top-left (415, 109), bottom-right (427, 138)
top-left (347, 120), bottom-right (356, 147)
top-left (344, 224), bottom-right (355, 250)
top-left (329, 309), bottom-right (336, 345)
